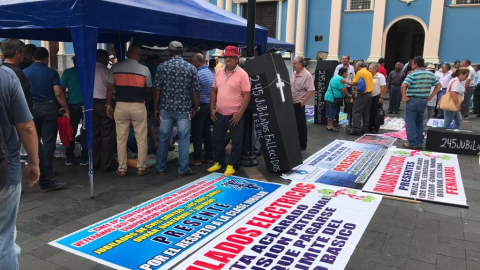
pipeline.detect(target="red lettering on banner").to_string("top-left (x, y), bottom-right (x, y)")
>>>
top-left (187, 184), bottom-right (314, 269)
top-left (373, 156), bottom-right (406, 194)
top-left (332, 151), bottom-right (364, 172)
top-left (445, 167), bottom-right (458, 195)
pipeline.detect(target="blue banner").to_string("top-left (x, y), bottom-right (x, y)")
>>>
top-left (50, 173), bottom-right (282, 270)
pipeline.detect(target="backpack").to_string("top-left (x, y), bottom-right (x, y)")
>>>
top-left (357, 77), bottom-right (366, 93)
top-left (0, 132), bottom-right (8, 183)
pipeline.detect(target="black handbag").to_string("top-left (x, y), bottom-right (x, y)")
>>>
top-left (376, 105), bottom-right (385, 126)
top-left (328, 81), bottom-right (344, 107)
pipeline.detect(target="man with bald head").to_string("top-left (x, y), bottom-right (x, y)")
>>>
top-left (106, 45), bottom-right (153, 177)
top-left (190, 53), bottom-right (214, 165)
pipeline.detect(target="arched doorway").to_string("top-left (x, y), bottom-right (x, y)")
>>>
top-left (384, 18), bottom-right (426, 72)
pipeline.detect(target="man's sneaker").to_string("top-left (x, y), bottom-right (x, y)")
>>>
top-left (64, 158), bottom-right (73, 166)
top-left (189, 159), bottom-right (202, 166)
top-left (137, 168), bottom-right (151, 177)
top-left (40, 180), bottom-right (66, 192)
top-left (80, 159), bottom-right (89, 166)
top-left (224, 165), bottom-right (236, 176)
top-left (178, 168), bottom-right (197, 178)
top-left (207, 162), bottom-right (223, 173)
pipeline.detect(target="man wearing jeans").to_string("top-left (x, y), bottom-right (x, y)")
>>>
top-left (24, 47), bottom-right (70, 179)
top-left (401, 56), bottom-right (441, 149)
top-left (190, 53), bottom-right (214, 165)
top-left (61, 56), bottom-right (88, 166)
top-left (153, 41), bottom-right (200, 177)
top-left (0, 63), bottom-right (40, 270)
top-left (207, 46), bottom-right (251, 176)
top-left (462, 59), bottom-right (477, 120)
top-left (106, 46), bottom-right (152, 177)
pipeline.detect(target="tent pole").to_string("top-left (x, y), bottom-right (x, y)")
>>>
top-left (239, 0), bottom-right (258, 168)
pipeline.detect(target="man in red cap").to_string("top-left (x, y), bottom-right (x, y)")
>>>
top-left (208, 46), bottom-right (251, 176)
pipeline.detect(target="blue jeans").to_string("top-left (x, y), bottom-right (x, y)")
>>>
top-left (437, 88), bottom-right (446, 117)
top-left (0, 184), bottom-right (21, 270)
top-left (156, 109), bottom-right (191, 174)
top-left (326, 100), bottom-right (340, 120)
top-left (443, 110), bottom-right (462, 129)
top-left (191, 104), bottom-right (213, 161)
top-left (33, 102), bottom-right (58, 173)
top-left (404, 98), bottom-right (427, 146)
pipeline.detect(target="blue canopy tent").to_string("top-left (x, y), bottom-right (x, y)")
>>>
top-left (0, 0), bottom-right (268, 197)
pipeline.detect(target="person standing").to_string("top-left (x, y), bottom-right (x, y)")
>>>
top-left (368, 63), bottom-right (386, 134)
top-left (106, 45), bottom-right (152, 177)
top-left (454, 60), bottom-right (461, 70)
top-left (325, 67), bottom-right (353, 132)
top-left (461, 59), bottom-right (477, 119)
top-left (291, 55), bottom-right (315, 150)
top-left (350, 61), bottom-right (374, 136)
top-left (333, 55), bottom-right (355, 125)
top-left (207, 46), bottom-right (250, 176)
top-left (215, 56), bottom-right (223, 71)
top-left (208, 59), bottom-right (217, 75)
top-left (437, 63), bottom-right (452, 119)
top-left (190, 53), bottom-right (214, 165)
top-left (401, 56), bottom-right (441, 149)
top-left (0, 62), bottom-right (40, 270)
top-left (443, 68), bottom-right (469, 129)
top-left (386, 62), bottom-right (405, 114)
top-left (24, 47), bottom-right (70, 178)
top-left (153, 41), bottom-right (199, 177)
top-left (92, 49), bottom-right (116, 173)
top-left (474, 65), bottom-right (480, 117)
top-left (403, 59), bottom-right (413, 74)
top-left (378, 58), bottom-right (387, 78)
top-left (1, 39), bottom-right (65, 192)
top-left (61, 56), bottom-right (88, 166)
top-left (17, 44), bottom-right (37, 70)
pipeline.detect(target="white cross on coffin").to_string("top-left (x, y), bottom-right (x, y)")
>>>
top-left (276, 73), bottom-right (285, 102)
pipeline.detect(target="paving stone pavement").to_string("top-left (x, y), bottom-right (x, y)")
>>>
top-left (16, 101), bottom-right (480, 270)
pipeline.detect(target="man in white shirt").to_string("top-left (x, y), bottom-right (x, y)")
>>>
top-left (461, 59), bottom-right (477, 119)
top-left (437, 63), bottom-right (452, 118)
top-left (368, 63), bottom-right (386, 133)
top-left (474, 64), bottom-right (480, 117)
top-left (92, 49), bottom-right (116, 173)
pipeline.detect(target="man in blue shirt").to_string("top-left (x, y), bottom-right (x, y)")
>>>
top-left (153, 41), bottom-right (200, 177)
top-left (0, 62), bottom-right (40, 270)
top-left (61, 56), bottom-right (88, 166)
top-left (190, 53), bottom-right (214, 165)
top-left (24, 47), bottom-right (70, 177)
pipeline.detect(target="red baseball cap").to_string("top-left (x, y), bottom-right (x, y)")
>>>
top-left (222, 46), bottom-right (240, 57)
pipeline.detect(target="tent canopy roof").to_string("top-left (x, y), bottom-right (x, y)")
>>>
top-left (0, 0), bottom-right (268, 47)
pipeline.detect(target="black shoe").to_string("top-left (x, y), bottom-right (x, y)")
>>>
top-left (178, 168), bottom-right (197, 178)
top-left (388, 111), bottom-right (393, 114)
top-left (394, 111), bottom-right (400, 114)
top-left (371, 130), bottom-right (378, 134)
top-left (349, 131), bottom-right (362, 136)
top-left (101, 166), bottom-right (117, 173)
top-left (40, 180), bottom-right (66, 192)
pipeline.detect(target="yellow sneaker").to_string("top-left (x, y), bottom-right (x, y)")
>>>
top-left (224, 165), bottom-right (236, 176)
top-left (207, 162), bottom-right (222, 172)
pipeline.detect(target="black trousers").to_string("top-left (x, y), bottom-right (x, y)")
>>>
top-left (212, 112), bottom-right (244, 167)
top-left (474, 84), bottom-right (480, 115)
top-left (92, 99), bottom-right (116, 170)
top-left (294, 103), bottom-right (307, 149)
top-left (369, 95), bottom-right (381, 131)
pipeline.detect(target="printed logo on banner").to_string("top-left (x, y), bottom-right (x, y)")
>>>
top-left (49, 173), bottom-right (283, 270)
top-left (362, 148), bottom-right (467, 206)
top-left (295, 170), bottom-right (309, 175)
top-left (176, 182), bottom-right (383, 270)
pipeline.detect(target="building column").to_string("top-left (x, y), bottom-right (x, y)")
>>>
top-left (217, 0), bottom-right (224, 9)
top-left (237, 3), bottom-right (241, 16)
top-left (295, 0), bottom-right (307, 57)
top-left (226, 0), bottom-right (232, 12)
top-left (424, 0), bottom-right (444, 64)
top-left (367, 0), bottom-right (386, 63)
top-left (58, 42), bottom-right (65, 55)
top-left (277, 0), bottom-right (283, 40)
top-left (24, 40), bottom-right (30, 45)
top-left (326, 0), bottom-right (343, 60)
top-left (285, 0), bottom-right (296, 57)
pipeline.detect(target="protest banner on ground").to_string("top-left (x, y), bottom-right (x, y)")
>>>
top-left (382, 128), bottom-right (408, 141)
top-left (426, 118), bottom-right (455, 128)
top-left (305, 105), bottom-right (315, 119)
top-left (380, 117), bottom-right (405, 131)
top-left (177, 182), bottom-right (382, 270)
top-left (282, 140), bottom-right (387, 189)
top-left (355, 134), bottom-right (397, 147)
top-left (363, 148), bottom-right (467, 206)
top-left (50, 174), bottom-right (282, 270)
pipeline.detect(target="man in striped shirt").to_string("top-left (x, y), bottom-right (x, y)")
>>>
top-left (401, 56), bottom-right (441, 149)
top-left (190, 53), bottom-right (214, 165)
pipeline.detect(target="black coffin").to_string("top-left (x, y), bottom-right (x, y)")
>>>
top-left (426, 128), bottom-right (480, 156)
top-left (244, 53), bottom-right (302, 173)
top-left (314, 60), bottom-right (339, 125)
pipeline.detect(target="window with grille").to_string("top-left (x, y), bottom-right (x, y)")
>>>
top-left (350, 0), bottom-right (372, 10)
top-left (455, 0), bottom-right (480, 4)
